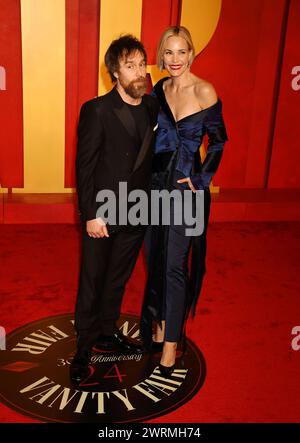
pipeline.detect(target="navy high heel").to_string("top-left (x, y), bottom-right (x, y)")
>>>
top-left (159, 363), bottom-right (175, 378)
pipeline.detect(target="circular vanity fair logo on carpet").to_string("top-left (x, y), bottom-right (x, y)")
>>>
top-left (0, 313), bottom-right (206, 423)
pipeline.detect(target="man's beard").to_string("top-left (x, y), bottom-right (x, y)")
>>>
top-left (122, 77), bottom-right (147, 99)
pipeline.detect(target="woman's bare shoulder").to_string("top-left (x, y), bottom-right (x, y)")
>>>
top-left (193, 76), bottom-right (218, 108)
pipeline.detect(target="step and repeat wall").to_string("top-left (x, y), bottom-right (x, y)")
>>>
top-left (0, 0), bottom-right (299, 193)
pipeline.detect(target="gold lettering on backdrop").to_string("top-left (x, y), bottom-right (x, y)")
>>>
top-left (98, 0), bottom-right (143, 95)
top-left (15, 0), bottom-right (67, 194)
top-left (15, 1), bottom-right (222, 193)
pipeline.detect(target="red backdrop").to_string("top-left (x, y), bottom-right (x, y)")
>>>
top-left (0, 0), bottom-right (299, 191)
top-left (0, 0), bottom-right (23, 188)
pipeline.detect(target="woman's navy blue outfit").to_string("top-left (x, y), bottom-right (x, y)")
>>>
top-left (141, 77), bottom-right (228, 346)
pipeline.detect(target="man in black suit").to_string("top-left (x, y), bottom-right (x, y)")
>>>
top-left (70, 35), bottom-right (158, 384)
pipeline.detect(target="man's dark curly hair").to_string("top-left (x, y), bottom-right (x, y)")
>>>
top-left (104, 34), bottom-right (147, 83)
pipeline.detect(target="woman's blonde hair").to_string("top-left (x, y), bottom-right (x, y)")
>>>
top-left (156, 26), bottom-right (195, 71)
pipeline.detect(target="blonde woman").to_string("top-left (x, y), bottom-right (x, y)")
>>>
top-left (141, 26), bottom-right (228, 377)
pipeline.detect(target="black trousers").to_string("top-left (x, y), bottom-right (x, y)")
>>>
top-left (74, 224), bottom-right (145, 353)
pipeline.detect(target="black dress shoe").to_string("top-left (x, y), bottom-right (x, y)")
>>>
top-left (158, 363), bottom-right (175, 378)
top-left (94, 330), bottom-right (144, 354)
top-left (70, 354), bottom-right (90, 384)
top-left (93, 338), bottom-right (118, 352)
top-left (114, 330), bottom-right (145, 353)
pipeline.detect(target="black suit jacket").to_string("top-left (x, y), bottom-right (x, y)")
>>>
top-left (76, 86), bottom-right (159, 223)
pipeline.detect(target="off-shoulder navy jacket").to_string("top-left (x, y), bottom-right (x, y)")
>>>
top-left (151, 77), bottom-right (228, 189)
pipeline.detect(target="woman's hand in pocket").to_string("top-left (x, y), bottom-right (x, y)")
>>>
top-left (177, 177), bottom-right (196, 193)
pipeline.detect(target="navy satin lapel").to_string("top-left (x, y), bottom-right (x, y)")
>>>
top-left (154, 77), bottom-right (176, 125)
top-left (113, 104), bottom-right (137, 140)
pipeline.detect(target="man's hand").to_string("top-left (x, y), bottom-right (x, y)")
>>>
top-left (177, 177), bottom-right (196, 193)
top-left (86, 217), bottom-right (109, 238)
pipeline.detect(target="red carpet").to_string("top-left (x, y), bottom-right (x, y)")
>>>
top-left (0, 222), bottom-right (299, 422)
